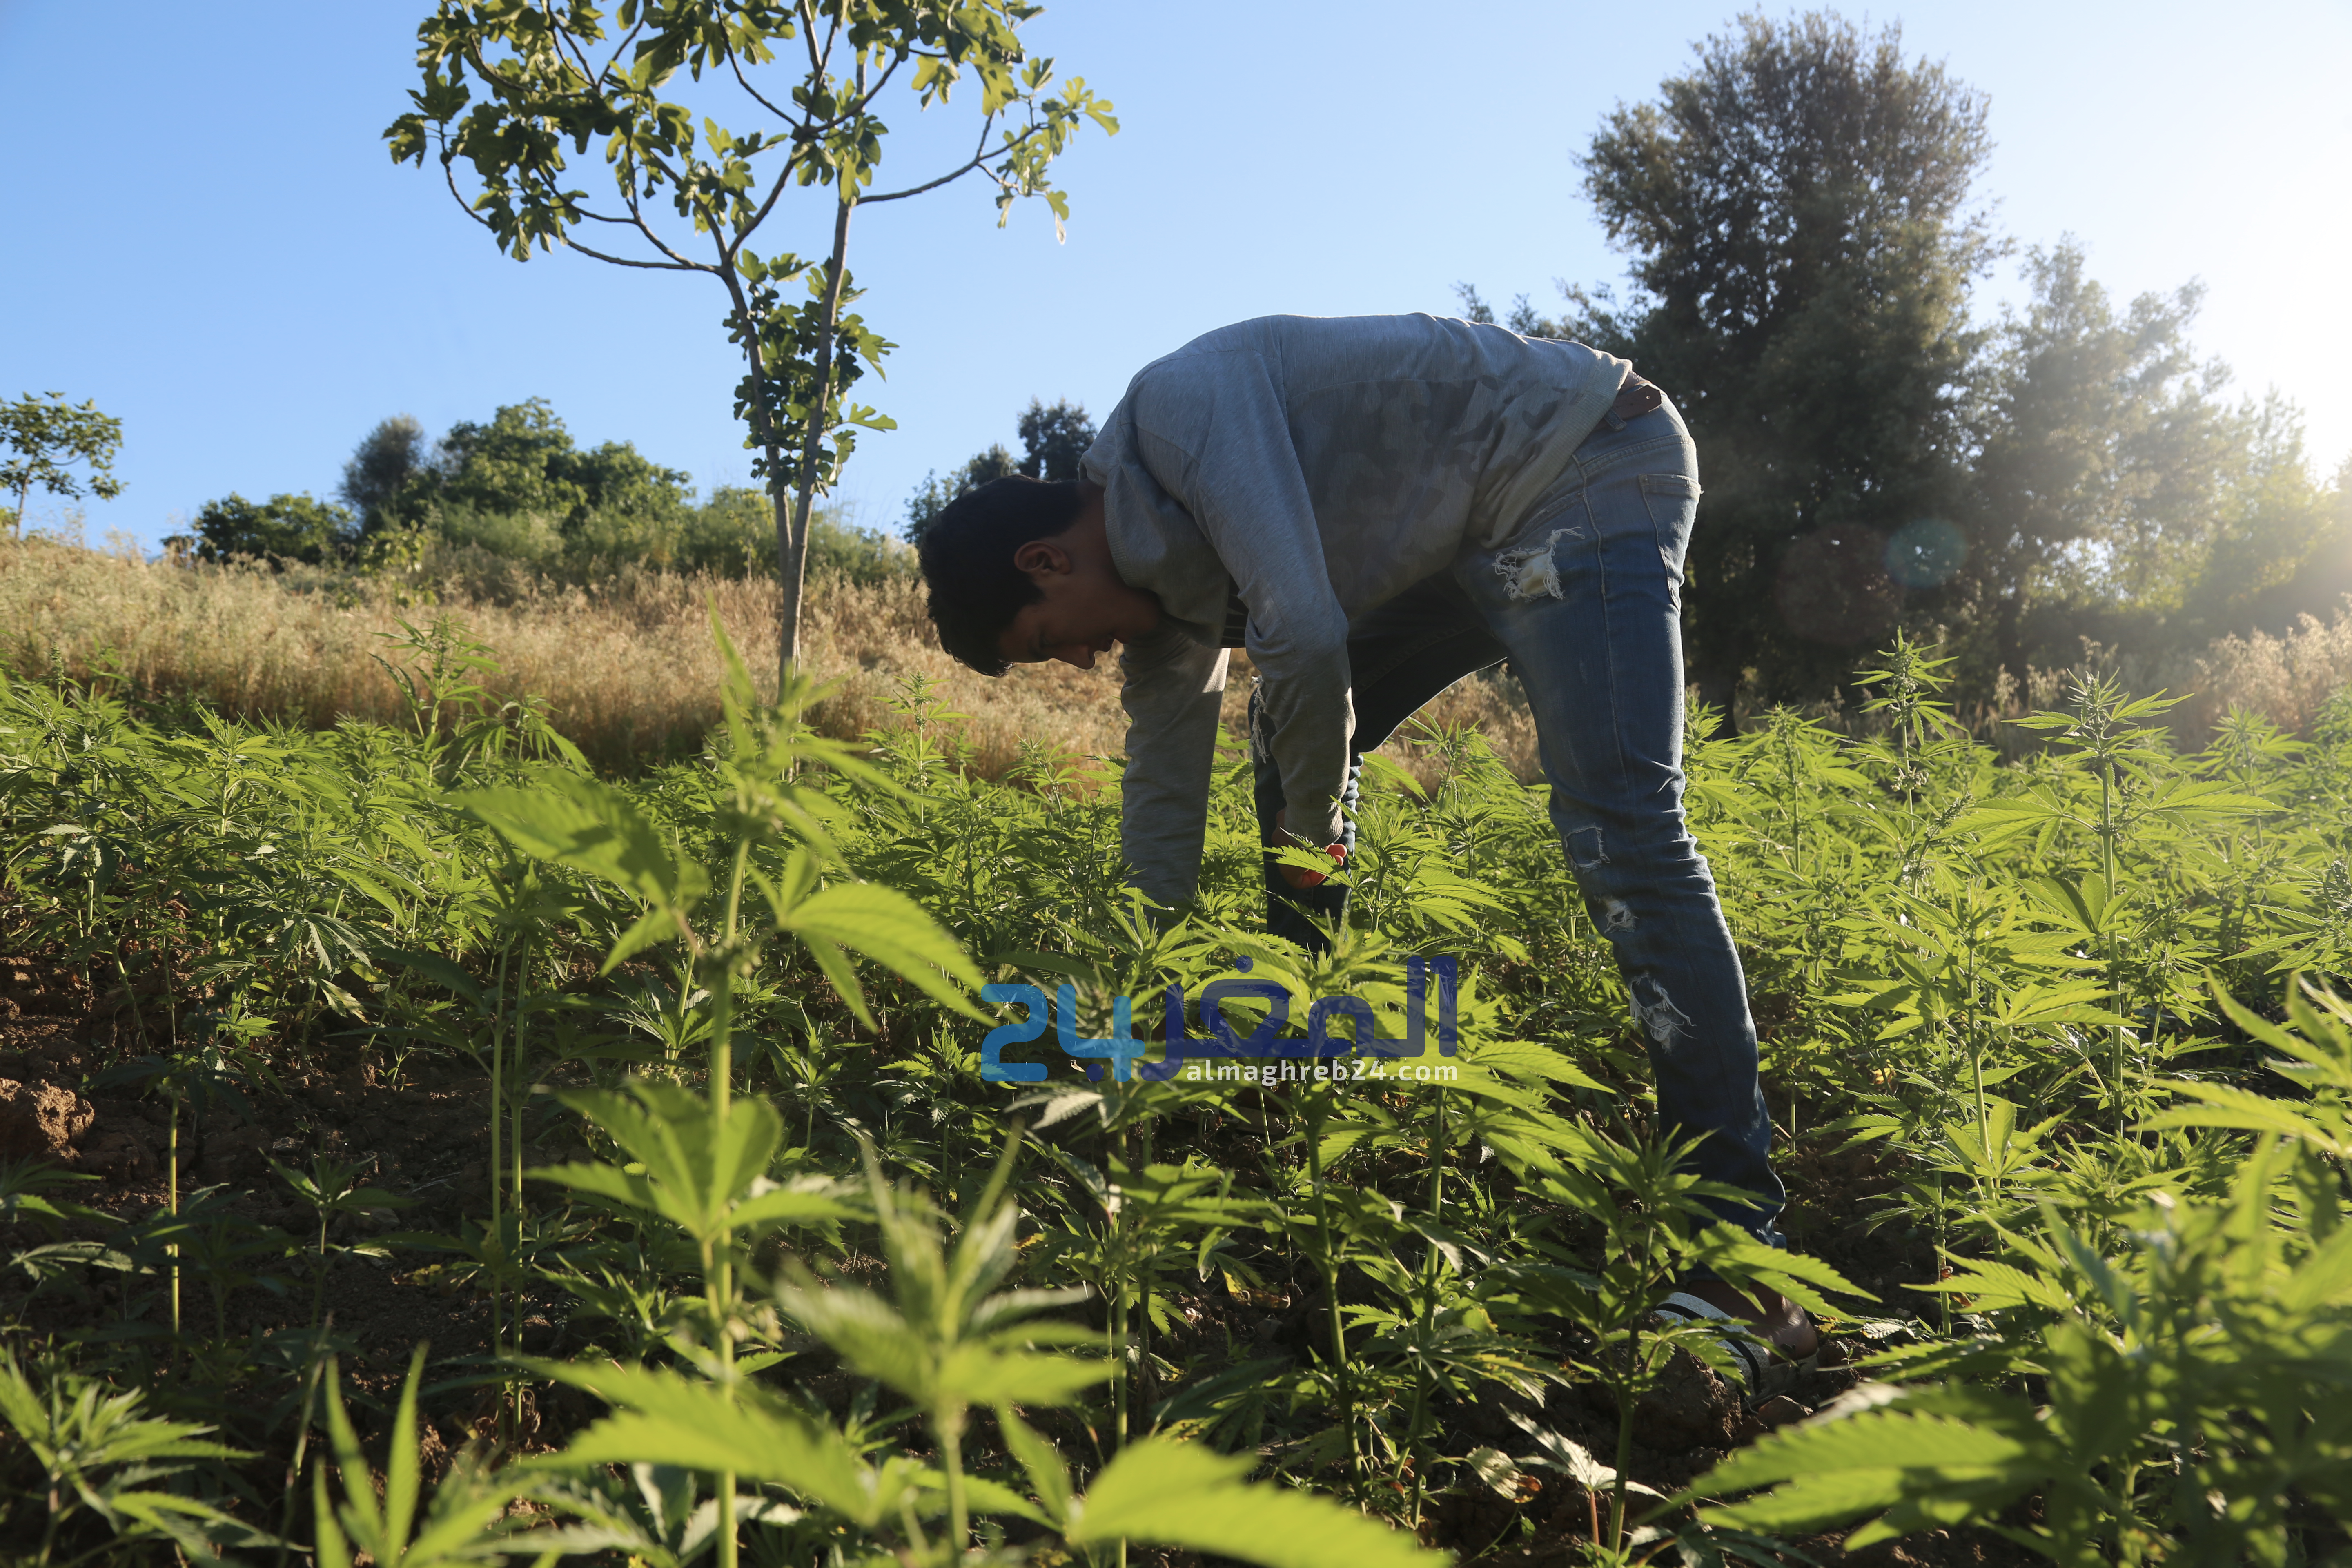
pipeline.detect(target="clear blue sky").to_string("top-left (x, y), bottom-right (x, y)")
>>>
top-left (3, 1), bottom-right (2346, 551)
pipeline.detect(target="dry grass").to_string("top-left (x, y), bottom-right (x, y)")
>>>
top-left (14, 537), bottom-right (2334, 782)
top-left (0, 539), bottom-right (1538, 782)
top-left (1941, 600), bottom-right (2352, 754)
top-left (2172, 606), bottom-right (2352, 739)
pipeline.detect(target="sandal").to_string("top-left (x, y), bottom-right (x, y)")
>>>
top-left (1652, 1290), bottom-right (1819, 1407)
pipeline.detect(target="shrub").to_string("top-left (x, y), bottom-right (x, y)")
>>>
top-left (191, 491), bottom-right (357, 567)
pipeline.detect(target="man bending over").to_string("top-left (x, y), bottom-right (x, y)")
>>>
top-left (915, 312), bottom-right (1812, 1364)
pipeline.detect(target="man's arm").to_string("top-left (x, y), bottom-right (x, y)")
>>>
top-left (1133, 350), bottom-right (1353, 848)
top-left (1118, 625), bottom-right (1231, 907)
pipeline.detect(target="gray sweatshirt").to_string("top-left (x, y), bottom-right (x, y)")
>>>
top-left (1080, 313), bottom-right (1630, 906)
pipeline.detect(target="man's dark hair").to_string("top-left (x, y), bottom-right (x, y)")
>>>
top-left (918, 474), bottom-right (1085, 676)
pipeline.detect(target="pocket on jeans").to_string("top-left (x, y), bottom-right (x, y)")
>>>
top-left (1639, 472), bottom-right (1701, 576)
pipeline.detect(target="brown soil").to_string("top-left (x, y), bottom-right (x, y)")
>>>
top-left (0, 954), bottom-right (563, 1404)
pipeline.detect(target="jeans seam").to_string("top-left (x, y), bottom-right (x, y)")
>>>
top-left (1568, 430), bottom-right (1691, 488)
top-left (1582, 494), bottom-right (1639, 802)
top-left (1504, 432), bottom-right (1693, 550)
top-left (1640, 486), bottom-right (1684, 608)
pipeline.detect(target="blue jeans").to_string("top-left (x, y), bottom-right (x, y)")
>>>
top-left (1252, 396), bottom-right (1784, 1248)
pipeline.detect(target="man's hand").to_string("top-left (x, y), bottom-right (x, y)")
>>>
top-left (1270, 808), bottom-right (1347, 890)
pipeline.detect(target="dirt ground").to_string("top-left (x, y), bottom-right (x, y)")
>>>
top-left (0, 955), bottom-right (566, 1436)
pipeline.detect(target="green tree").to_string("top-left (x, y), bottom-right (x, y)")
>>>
top-left (904, 442), bottom-right (1013, 546)
top-left (433, 398), bottom-right (692, 532)
top-left (1955, 244), bottom-right (2335, 677)
top-left (335, 400), bottom-right (700, 565)
top-left (327, 400), bottom-right (908, 579)
top-left (686, 484), bottom-right (912, 581)
top-left (1959, 244), bottom-right (2233, 674)
top-left (2266, 457), bottom-right (2352, 626)
top-left (1016, 393), bottom-right (1096, 480)
top-left (2187, 398), bottom-right (2337, 634)
top-left (388, 2), bottom-right (1116, 689)
top-left (339, 414), bottom-right (429, 534)
top-left (1, 392), bottom-right (124, 538)
top-left (1451, 282), bottom-right (1555, 341)
top-left (903, 395), bottom-right (1093, 544)
top-left (1550, 12), bottom-right (1997, 723)
top-left (192, 492), bottom-right (358, 567)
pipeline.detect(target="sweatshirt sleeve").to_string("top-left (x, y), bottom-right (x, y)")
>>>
top-left (1133, 350), bottom-right (1354, 847)
top-left (1118, 625), bottom-right (1231, 908)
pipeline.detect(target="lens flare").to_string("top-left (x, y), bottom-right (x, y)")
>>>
top-left (1886, 518), bottom-right (1967, 589)
top-left (1774, 527), bottom-right (1899, 645)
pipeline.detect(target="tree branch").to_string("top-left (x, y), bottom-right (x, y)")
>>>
top-left (799, 0), bottom-right (826, 80)
top-left (727, 43), bottom-right (799, 125)
top-left (732, 137), bottom-right (822, 251)
top-left (862, 113), bottom-right (1000, 204)
top-left (604, 15), bottom-right (650, 84)
top-left (440, 155), bottom-right (501, 234)
top-left (544, 0), bottom-right (602, 91)
top-left (715, 34), bottom-right (844, 210)
top-left (559, 236), bottom-right (710, 274)
top-left (584, 6), bottom-right (650, 100)
top-left (612, 158), bottom-right (708, 270)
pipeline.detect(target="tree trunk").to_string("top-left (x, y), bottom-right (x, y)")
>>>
top-left (1690, 616), bottom-right (1742, 738)
top-left (776, 191), bottom-right (857, 692)
top-left (771, 474), bottom-right (809, 688)
top-left (1694, 663), bottom-right (1740, 739)
top-left (1996, 589), bottom-right (2025, 701)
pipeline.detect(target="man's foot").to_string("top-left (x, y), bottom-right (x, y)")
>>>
top-left (1681, 1279), bottom-right (1820, 1360)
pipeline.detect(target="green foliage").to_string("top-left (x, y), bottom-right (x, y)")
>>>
top-left (516, 1465), bottom-right (801, 1568)
top-left (905, 397), bottom-right (1097, 546)
top-left (514, 1138), bottom-right (1429, 1568)
top-left (537, 1082), bottom-right (849, 1247)
top-left (13, 616), bottom-right (2352, 1560)
top-left (1568, 11), bottom-right (1994, 713)
top-left (271, 1152), bottom-right (415, 1327)
top-left (192, 490), bottom-right (359, 568)
top-left (0, 390), bottom-right (122, 538)
top-left (0, 1343), bottom-right (260, 1565)
top-left (361, 397), bottom-right (696, 569)
top-left (434, 397), bottom-right (691, 533)
top-left (340, 412), bottom-right (429, 532)
top-left (1017, 397), bottom-right (1098, 483)
top-left (1067, 1437), bottom-right (1446, 1568)
top-left (1471, 13), bottom-right (2347, 717)
top-left (0, 1160), bottom-right (111, 1238)
top-left (385, 0), bottom-right (1116, 666)
top-left (1957, 244), bottom-right (2340, 682)
top-left (693, 483), bottom-right (915, 584)
top-left (1693, 991), bottom-right (2352, 1564)
top-left (315, 398), bottom-right (915, 586)
top-left (312, 1347), bottom-right (515, 1567)
top-left (904, 443), bottom-right (1015, 546)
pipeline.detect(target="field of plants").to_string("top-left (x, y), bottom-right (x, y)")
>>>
top-left (6, 611), bottom-right (2352, 1568)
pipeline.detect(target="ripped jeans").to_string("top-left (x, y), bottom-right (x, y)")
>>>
top-left (1252, 395), bottom-right (1784, 1249)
